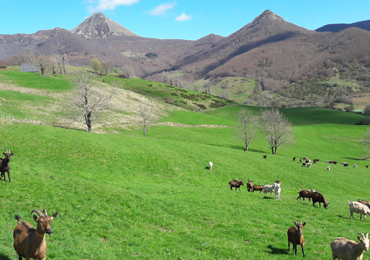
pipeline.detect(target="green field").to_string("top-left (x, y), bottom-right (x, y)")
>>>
top-left (1, 71), bottom-right (370, 259)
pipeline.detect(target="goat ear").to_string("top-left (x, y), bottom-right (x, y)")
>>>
top-left (51, 212), bottom-right (58, 220)
top-left (10, 153), bottom-right (13, 156)
top-left (302, 222), bottom-right (306, 226)
top-left (33, 215), bottom-right (39, 222)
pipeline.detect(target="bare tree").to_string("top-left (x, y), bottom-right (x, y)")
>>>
top-left (235, 108), bottom-right (257, 151)
top-left (137, 100), bottom-right (158, 137)
top-left (70, 69), bottom-right (115, 132)
top-left (258, 108), bottom-right (294, 155)
top-left (101, 62), bottom-right (114, 75)
top-left (19, 48), bottom-right (34, 64)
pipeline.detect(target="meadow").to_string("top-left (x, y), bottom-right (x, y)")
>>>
top-left (1, 69), bottom-right (370, 259)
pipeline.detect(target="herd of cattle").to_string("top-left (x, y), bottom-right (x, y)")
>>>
top-left (226, 155), bottom-right (370, 258)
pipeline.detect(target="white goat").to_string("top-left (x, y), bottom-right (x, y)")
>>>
top-left (331, 233), bottom-right (369, 260)
top-left (354, 164), bottom-right (358, 168)
top-left (209, 161), bottom-right (213, 171)
top-left (348, 200), bottom-right (370, 221)
top-left (273, 182), bottom-right (281, 200)
top-left (263, 184), bottom-right (274, 194)
top-left (306, 163), bottom-right (312, 168)
top-left (327, 166), bottom-right (331, 171)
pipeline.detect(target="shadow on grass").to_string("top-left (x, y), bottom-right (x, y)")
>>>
top-left (0, 253), bottom-right (12, 260)
top-left (266, 244), bottom-right (289, 255)
top-left (337, 215), bottom-right (349, 219)
top-left (342, 157), bottom-right (369, 161)
top-left (262, 196), bottom-right (273, 200)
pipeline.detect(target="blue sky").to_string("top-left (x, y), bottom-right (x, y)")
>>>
top-left (1, 0), bottom-right (370, 40)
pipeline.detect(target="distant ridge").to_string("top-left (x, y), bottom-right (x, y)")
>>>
top-left (316, 19), bottom-right (370, 32)
top-left (71, 12), bottom-right (138, 38)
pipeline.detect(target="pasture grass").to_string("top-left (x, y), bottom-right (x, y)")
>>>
top-left (0, 114), bottom-right (370, 259)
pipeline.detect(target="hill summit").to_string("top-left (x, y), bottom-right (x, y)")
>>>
top-left (71, 12), bottom-right (138, 38)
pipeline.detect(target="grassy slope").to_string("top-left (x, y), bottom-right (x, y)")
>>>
top-left (1, 70), bottom-right (370, 259)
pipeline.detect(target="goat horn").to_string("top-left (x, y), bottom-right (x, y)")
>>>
top-left (358, 233), bottom-right (366, 239)
top-left (43, 208), bottom-right (48, 216)
top-left (31, 209), bottom-right (44, 217)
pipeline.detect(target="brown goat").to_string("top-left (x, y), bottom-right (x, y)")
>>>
top-left (287, 221), bottom-right (306, 257)
top-left (358, 199), bottom-right (370, 209)
top-left (297, 189), bottom-right (312, 201)
top-left (311, 192), bottom-right (329, 209)
top-left (13, 209), bottom-right (58, 260)
top-left (0, 149), bottom-right (13, 182)
top-left (247, 180), bottom-right (253, 192)
top-left (252, 184), bottom-right (263, 193)
top-left (228, 179), bottom-right (244, 191)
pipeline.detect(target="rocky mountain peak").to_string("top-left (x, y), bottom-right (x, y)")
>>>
top-left (71, 12), bottom-right (138, 39)
top-left (251, 10), bottom-right (284, 25)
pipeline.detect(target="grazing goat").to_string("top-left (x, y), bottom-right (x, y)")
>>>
top-left (327, 160), bottom-right (338, 165)
top-left (342, 162), bottom-right (349, 167)
top-left (366, 166), bottom-right (369, 168)
top-left (306, 163), bottom-right (312, 168)
top-left (0, 149), bottom-right (13, 182)
top-left (358, 199), bottom-right (370, 209)
top-left (228, 179), bottom-right (244, 191)
top-left (287, 221), bottom-right (306, 257)
top-left (247, 180), bottom-right (253, 192)
top-left (252, 184), bottom-right (263, 193)
top-left (13, 209), bottom-right (58, 260)
top-left (263, 154), bottom-right (267, 159)
top-left (263, 184), bottom-right (274, 194)
top-left (293, 157), bottom-right (296, 161)
top-left (348, 200), bottom-right (370, 221)
top-left (327, 166), bottom-right (331, 171)
top-left (312, 192), bottom-right (329, 209)
top-left (273, 182), bottom-right (281, 200)
top-left (331, 233), bottom-right (369, 260)
top-left (354, 164), bottom-right (358, 168)
top-left (209, 161), bottom-right (213, 171)
top-left (313, 159), bottom-right (320, 163)
top-left (297, 189), bottom-right (312, 201)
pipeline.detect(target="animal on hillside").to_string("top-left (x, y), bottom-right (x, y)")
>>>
top-left (228, 179), bottom-right (244, 191)
top-left (252, 184), bottom-right (263, 193)
top-left (342, 162), bottom-right (349, 167)
top-left (293, 157), bottom-right (296, 161)
top-left (263, 184), bottom-right (274, 194)
top-left (273, 181), bottom-right (281, 200)
top-left (327, 166), bottom-right (331, 171)
top-left (13, 208), bottom-right (58, 260)
top-left (366, 166), bottom-right (369, 168)
top-left (306, 163), bottom-right (312, 168)
top-left (348, 200), bottom-right (370, 221)
top-left (247, 180), bottom-right (253, 192)
top-left (0, 149), bottom-right (13, 182)
top-left (209, 161), bottom-right (213, 171)
top-left (311, 192), bottom-right (329, 209)
top-left (297, 189), bottom-right (313, 201)
top-left (302, 162), bottom-right (306, 167)
top-left (358, 199), bottom-right (370, 209)
top-left (354, 164), bottom-right (358, 168)
top-left (313, 159), bottom-right (320, 163)
top-left (331, 233), bottom-right (369, 260)
top-left (263, 154), bottom-right (267, 159)
top-left (287, 221), bottom-right (306, 257)
top-left (327, 160), bottom-right (338, 165)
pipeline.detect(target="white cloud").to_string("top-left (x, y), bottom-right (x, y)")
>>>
top-left (176, 12), bottom-right (191, 21)
top-left (150, 2), bottom-right (176, 16)
top-left (91, 0), bottom-right (139, 12)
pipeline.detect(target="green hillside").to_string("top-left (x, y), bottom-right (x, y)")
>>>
top-left (1, 70), bottom-right (370, 259)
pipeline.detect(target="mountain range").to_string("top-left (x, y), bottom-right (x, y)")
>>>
top-left (1, 10), bottom-right (370, 107)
